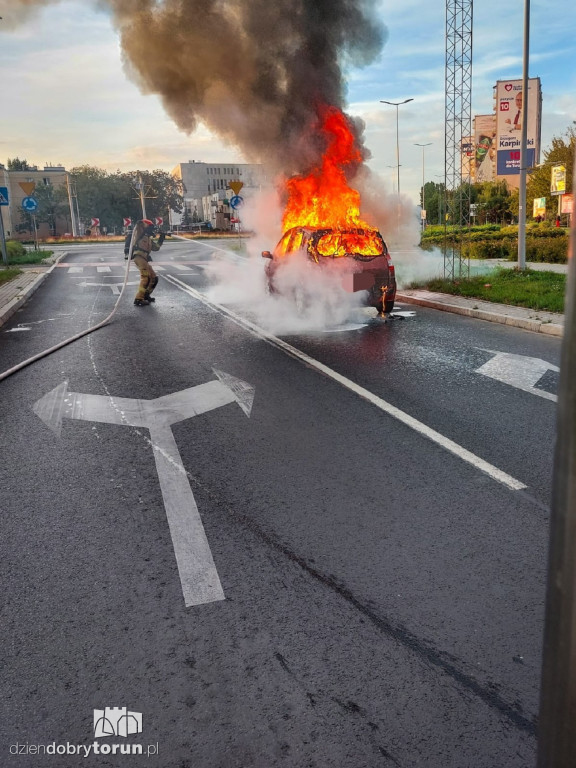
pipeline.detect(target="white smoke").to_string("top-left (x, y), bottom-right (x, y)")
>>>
top-left (204, 249), bottom-right (376, 335)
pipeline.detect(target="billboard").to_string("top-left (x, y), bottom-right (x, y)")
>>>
top-left (495, 78), bottom-right (541, 176)
top-left (561, 194), bottom-right (573, 215)
top-left (533, 197), bottom-right (546, 218)
top-left (473, 114), bottom-right (496, 182)
top-left (461, 136), bottom-right (474, 181)
top-left (551, 165), bottom-right (566, 195)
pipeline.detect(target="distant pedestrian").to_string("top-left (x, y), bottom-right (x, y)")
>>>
top-left (555, 216), bottom-right (561, 227)
top-left (124, 219), bottom-right (166, 306)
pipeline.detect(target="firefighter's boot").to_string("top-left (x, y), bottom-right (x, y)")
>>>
top-left (134, 298), bottom-right (149, 307)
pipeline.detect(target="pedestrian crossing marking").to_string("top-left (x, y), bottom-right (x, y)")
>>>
top-left (67, 266), bottom-right (84, 273)
top-left (97, 266), bottom-right (112, 273)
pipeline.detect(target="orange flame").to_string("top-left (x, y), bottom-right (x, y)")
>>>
top-left (281, 105), bottom-right (372, 232)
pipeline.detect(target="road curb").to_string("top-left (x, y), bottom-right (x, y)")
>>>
top-left (396, 292), bottom-right (564, 337)
top-left (0, 251), bottom-right (68, 329)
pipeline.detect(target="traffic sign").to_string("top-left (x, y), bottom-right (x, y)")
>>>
top-left (229, 181), bottom-right (243, 195)
top-left (229, 195), bottom-right (243, 209)
top-left (19, 182), bottom-right (36, 196)
top-left (123, 217), bottom-right (132, 227)
top-left (0, 187), bottom-right (9, 206)
top-left (155, 217), bottom-right (163, 226)
top-left (91, 218), bottom-right (100, 227)
top-left (22, 196), bottom-right (39, 213)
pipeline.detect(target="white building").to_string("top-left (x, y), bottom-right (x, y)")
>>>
top-left (171, 160), bottom-right (270, 229)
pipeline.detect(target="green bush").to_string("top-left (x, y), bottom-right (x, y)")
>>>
top-left (6, 240), bottom-right (26, 259)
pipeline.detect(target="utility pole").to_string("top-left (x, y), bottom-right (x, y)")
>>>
top-left (517, 0), bottom-right (530, 269)
top-left (415, 143), bottom-right (432, 230)
top-left (66, 173), bottom-right (79, 237)
top-left (133, 173), bottom-right (157, 220)
top-left (537, 173), bottom-right (576, 768)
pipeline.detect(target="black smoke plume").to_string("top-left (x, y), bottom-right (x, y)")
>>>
top-left (3, 0), bottom-right (387, 175)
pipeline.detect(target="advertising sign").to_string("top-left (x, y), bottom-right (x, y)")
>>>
top-left (561, 193), bottom-right (573, 215)
top-left (495, 78), bottom-right (541, 176)
top-left (550, 165), bottom-right (566, 196)
top-left (461, 137), bottom-right (474, 180)
top-left (473, 114), bottom-right (496, 182)
top-left (533, 197), bottom-right (546, 218)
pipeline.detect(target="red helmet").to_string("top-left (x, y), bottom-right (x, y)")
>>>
top-left (142, 219), bottom-right (154, 226)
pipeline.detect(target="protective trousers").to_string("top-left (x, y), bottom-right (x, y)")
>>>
top-left (133, 255), bottom-right (158, 301)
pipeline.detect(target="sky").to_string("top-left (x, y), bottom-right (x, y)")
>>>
top-left (0, 0), bottom-right (573, 205)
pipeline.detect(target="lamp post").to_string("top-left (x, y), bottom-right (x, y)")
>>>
top-left (414, 143), bottom-right (432, 230)
top-left (380, 98), bottom-right (414, 197)
top-left (385, 165), bottom-right (401, 194)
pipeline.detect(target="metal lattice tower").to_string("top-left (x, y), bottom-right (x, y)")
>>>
top-left (444, 0), bottom-right (473, 279)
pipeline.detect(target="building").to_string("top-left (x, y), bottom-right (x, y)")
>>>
top-left (171, 160), bottom-right (270, 229)
top-left (0, 163), bottom-right (73, 240)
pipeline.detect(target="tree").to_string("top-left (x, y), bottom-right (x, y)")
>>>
top-left (421, 181), bottom-right (446, 225)
top-left (475, 180), bottom-right (512, 224)
top-left (526, 126), bottom-right (575, 220)
top-left (124, 169), bottom-right (184, 222)
top-left (69, 166), bottom-right (184, 232)
top-left (7, 157), bottom-right (32, 171)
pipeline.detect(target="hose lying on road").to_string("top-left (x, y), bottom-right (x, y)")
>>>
top-left (0, 248), bottom-right (133, 383)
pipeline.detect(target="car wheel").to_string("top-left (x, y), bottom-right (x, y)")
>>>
top-left (384, 299), bottom-right (395, 314)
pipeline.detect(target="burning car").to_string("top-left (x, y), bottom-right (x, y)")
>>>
top-left (262, 225), bottom-right (397, 315)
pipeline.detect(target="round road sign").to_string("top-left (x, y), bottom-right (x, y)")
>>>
top-left (22, 196), bottom-right (39, 213)
top-left (229, 195), bottom-right (244, 209)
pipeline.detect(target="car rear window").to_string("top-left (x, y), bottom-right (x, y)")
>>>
top-left (315, 230), bottom-right (384, 258)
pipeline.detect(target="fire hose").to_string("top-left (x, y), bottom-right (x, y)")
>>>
top-left (0, 238), bottom-right (136, 383)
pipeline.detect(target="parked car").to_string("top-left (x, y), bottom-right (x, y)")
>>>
top-left (262, 226), bottom-right (396, 314)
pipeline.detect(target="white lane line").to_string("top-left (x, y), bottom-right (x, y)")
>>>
top-left (67, 266), bottom-right (84, 273)
top-left (173, 264), bottom-right (197, 272)
top-left (97, 265), bottom-right (112, 273)
top-left (183, 239), bottom-right (244, 262)
top-left (163, 274), bottom-right (527, 492)
top-left (153, 265), bottom-right (166, 271)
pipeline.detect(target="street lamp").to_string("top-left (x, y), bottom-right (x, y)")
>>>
top-left (414, 143), bottom-right (432, 229)
top-left (385, 165), bottom-right (402, 194)
top-left (380, 98), bottom-right (414, 197)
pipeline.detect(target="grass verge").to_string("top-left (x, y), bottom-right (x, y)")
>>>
top-left (407, 267), bottom-right (566, 314)
top-left (6, 250), bottom-right (55, 265)
top-left (0, 268), bottom-right (23, 286)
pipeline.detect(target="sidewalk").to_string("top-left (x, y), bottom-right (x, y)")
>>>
top-left (0, 252), bottom-right (67, 329)
top-left (396, 290), bottom-right (564, 337)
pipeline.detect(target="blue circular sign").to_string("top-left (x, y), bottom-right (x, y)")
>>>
top-left (229, 195), bottom-right (244, 209)
top-left (22, 196), bottom-right (39, 213)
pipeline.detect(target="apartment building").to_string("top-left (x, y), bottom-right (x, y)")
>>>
top-left (171, 160), bottom-right (270, 228)
top-left (0, 164), bottom-right (71, 240)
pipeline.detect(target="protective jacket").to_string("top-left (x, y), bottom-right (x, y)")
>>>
top-left (131, 234), bottom-right (161, 261)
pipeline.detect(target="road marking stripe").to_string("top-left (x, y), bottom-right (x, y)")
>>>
top-left (97, 266), bottom-right (112, 273)
top-left (67, 266), bottom-right (83, 273)
top-left (164, 274), bottom-right (527, 492)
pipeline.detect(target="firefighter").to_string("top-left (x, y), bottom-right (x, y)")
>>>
top-left (124, 219), bottom-right (166, 306)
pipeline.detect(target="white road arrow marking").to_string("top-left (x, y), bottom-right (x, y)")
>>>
top-left (475, 350), bottom-right (559, 402)
top-left (33, 372), bottom-right (255, 607)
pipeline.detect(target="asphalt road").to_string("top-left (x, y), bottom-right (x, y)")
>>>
top-left (0, 239), bottom-right (560, 767)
